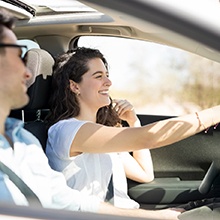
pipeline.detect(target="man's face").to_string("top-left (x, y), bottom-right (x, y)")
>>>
top-left (0, 26), bottom-right (32, 113)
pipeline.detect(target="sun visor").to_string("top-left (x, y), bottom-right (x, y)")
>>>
top-left (0, 1), bottom-right (34, 19)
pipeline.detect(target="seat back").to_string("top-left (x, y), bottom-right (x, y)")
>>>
top-left (10, 48), bottom-right (54, 151)
top-left (25, 48), bottom-right (54, 111)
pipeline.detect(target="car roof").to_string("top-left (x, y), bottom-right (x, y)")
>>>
top-left (1, 0), bottom-right (220, 62)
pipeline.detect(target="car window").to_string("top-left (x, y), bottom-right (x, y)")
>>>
top-left (78, 36), bottom-right (220, 116)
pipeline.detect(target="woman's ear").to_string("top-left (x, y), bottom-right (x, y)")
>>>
top-left (69, 80), bottom-right (80, 95)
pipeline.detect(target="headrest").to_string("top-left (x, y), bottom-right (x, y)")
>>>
top-left (24, 48), bottom-right (54, 110)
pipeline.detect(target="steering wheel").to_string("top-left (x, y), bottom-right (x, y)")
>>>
top-left (199, 161), bottom-right (219, 194)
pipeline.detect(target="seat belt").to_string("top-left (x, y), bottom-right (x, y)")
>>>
top-left (0, 161), bottom-right (42, 207)
top-left (105, 174), bottom-right (114, 204)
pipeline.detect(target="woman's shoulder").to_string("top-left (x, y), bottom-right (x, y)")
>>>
top-left (49, 118), bottom-right (87, 133)
top-left (52, 118), bottom-right (81, 126)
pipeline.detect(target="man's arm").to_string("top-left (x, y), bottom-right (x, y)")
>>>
top-left (98, 202), bottom-right (183, 220)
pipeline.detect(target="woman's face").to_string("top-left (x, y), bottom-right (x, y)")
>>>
top-left (77, 58), bottom-right (112, 111)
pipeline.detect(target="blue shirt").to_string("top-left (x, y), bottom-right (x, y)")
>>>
top-left (0, 118), bottom-right (100, 212)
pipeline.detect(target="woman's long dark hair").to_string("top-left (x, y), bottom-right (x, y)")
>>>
top-left (47, 47), bottom-right (121, 127)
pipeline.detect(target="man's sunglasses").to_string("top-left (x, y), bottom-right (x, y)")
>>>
top-left (0, 43), bottom-right (28, 63)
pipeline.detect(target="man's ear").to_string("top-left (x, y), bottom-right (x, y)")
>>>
top-left (69, 80), bottom-right (80, 95)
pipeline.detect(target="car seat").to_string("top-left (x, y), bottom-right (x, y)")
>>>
top-left (9, 48), bottom-right (54, 151)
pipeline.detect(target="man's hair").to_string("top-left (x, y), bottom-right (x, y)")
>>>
top-left (0, 8), bottom-right (15, 42)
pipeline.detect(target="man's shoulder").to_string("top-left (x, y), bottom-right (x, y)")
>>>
top-left (6, 117), bottom-right (24, 128)
top-left (6, 117), bottom-right (41, 147)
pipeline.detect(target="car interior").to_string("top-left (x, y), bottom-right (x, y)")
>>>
top-left (8, 43), bottom-right (220, 220)
top-left (2, 0), bottom-right (220, 219)
top-left (8, 45), bottom-right (220, 219)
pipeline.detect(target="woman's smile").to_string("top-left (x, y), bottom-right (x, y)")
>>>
top-left (98, 89), bottom-right (109, 96)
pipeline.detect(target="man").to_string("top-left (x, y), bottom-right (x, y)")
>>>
top-left (0, 8), bottom-right (182, 219)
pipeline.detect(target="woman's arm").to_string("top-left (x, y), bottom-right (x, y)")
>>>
top-left (70, 105), bottom-right (220, 155)
top-left (120, 151), bottom-right (154, 183)
top-left (113, 99), bottom-right (154, 183)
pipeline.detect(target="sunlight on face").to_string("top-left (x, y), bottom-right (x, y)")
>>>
top-left (78, 58), bottom-right (111, 111)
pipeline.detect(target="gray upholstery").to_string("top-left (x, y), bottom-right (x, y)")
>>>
top-left (178, 205), bottom-right (213, 220)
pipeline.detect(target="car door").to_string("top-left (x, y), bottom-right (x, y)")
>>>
top-left (128, 114), bottom-right (220, 209)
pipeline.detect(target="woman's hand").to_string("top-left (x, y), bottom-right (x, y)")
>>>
top-left (112, 99), bottom-right (140, 127)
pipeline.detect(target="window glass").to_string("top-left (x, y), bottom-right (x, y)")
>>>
top-left (78, 36), bottom-right (220, 116)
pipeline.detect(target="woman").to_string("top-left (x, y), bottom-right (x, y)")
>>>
top-left (46, 47), bottom-right (220, 209)
top-left (46, 47), bottom-right (154, 208)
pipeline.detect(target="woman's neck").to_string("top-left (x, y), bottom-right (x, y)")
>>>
top-left (75, 109), bottom-right (97, 123)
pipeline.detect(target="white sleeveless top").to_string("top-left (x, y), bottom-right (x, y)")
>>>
top-left (46, 118), bottom-right (139, 209)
